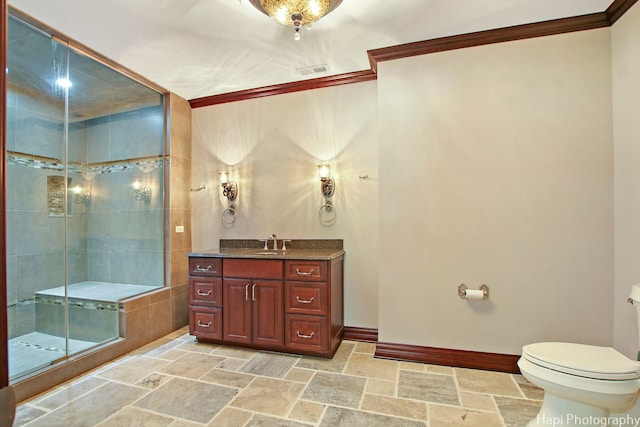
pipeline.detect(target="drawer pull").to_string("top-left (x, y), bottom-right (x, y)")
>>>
top-left (197, 320), bottom-right (212, 328)
top-left (296, 296), bottom-right (315, 304)
top-left (195, 265), bottom-right (215, 273)
top-left (295, 268), bottom-right (315, 276)
top-left (196, 289), bottom-right (212, 296)
top-left (296, 330), bottom-right (315, 339)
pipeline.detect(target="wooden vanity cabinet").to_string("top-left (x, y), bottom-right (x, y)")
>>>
top-left (188, 258), bottom-right (223, 339)
top-left (188, 253), bottom-right (344, 358)
top-left (223, 259), bottom-right (284, 349)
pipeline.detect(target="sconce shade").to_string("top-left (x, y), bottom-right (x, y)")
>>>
top-left (318, 164), bottom-right (331, 179)
top-left (219, 171), bottom-right (230, 184)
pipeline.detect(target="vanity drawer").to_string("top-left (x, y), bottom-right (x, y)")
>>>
top-left (284, 261), bottom-right (326, 281)
top-left (223, 259), bottom-right (283, 279)
top-left (285, 281), bottom-right (327, 315)
top-left (285, 315), bottom-right (328, 353)
top-left (190, 307), bottom-right (222, 339)
top-left (189, 277), bottom-right (222, 306)
top-left (189, 257), bottom-right (222, 277)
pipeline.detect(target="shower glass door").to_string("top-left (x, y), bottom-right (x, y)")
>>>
top-left (6, 17), bottom-right (69, 378)
top-left (6, 13), bottom-right (165, 382)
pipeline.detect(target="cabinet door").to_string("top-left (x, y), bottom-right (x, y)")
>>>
top-left (284, 261), bottom-right (326, 281)
top-left (190, 307), bottom-right (222, 339)
top-left (223, 278), bottom-right (252, 344)
top-left (285, 314), bottom-right (328, 353)
top-left (190, 277), bottom-right (222, 306)
top-left (252, 280), bottom-right (284, 348)
top-left (285, 281), bottom-right (327, 315)
top-left (189, 257), bottom-right (222, 277)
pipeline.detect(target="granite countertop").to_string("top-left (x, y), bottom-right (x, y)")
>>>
top-left (187, 248), bottom-right (344, 260)
top-left (188, 239), bottom-right (344, 260)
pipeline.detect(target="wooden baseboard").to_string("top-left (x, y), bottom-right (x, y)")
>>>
top-left (343, 326), bottom-right (378, 343)
top-left (343, 327), bottom-right (520, 373)
top-left (375, 341), bottom-right (521, 373)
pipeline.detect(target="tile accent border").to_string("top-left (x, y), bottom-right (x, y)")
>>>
top-left (7, 151), bottom-right (166, 175)
top-left (344, 327), bottom-right (520, 373)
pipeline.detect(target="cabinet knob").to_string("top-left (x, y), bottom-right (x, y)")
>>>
top-left (197, 289), bottom-right (212, 296)
top-left (197, 320), bottom-right (212, 328)
top-left (295, 268), bottom-right (314, 276)
top-left (295, 296), bottom-right (315, 304)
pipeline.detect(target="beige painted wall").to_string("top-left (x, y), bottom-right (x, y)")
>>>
top-left (377, 29), bottom-right (614, 354)
top-left (191, 82), bottom-right (379, 328)
top-left (191, 8), bottom-right (640, 355)
top-left (613, 3), bottom-right (640, 359)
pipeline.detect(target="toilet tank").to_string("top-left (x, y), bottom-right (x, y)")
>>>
top-left (630, 284), bottom-right (640, 360)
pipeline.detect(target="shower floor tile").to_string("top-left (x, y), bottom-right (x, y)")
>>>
top-left (8, 332), bottom-right (97, 380)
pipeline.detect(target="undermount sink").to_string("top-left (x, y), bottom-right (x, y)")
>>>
top-left (253, 251), bottom-right (279, 255)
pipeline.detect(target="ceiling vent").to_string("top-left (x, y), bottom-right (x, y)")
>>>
top-left (297, 64), bottom-right (329, 76)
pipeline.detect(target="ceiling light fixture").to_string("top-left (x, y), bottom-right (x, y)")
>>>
top-left (249, 0), bottom-right (343, 40)
top-left (55, 77), bottom-right (72, 89)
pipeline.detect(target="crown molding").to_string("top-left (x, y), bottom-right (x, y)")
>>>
top-left (606, 0), bottom-right (639, 23)
top-left (189, 70), bottom-right (376, 108)
top-left (366, 12), bottom-right (609, 72)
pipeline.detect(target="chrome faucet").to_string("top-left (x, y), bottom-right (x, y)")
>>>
top-left (269, 234), bottom-right (278, 250)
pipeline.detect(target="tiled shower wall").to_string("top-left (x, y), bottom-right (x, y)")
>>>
top-left (84, 105), bottom-right (164, 286)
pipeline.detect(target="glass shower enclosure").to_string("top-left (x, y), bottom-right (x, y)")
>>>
top-left (5, 13), bottom-right (166, 381)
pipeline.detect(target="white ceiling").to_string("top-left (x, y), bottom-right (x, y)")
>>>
top-left (8, 0), bottom-right (614, 101)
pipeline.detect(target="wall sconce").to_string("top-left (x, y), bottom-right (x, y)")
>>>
top-left (133, 179), bottom-right (151, 202)
top-left (219, 171), bottom-right (238, 201)
top-left (317, 164), bottom-right (336, 224)
top-left (318, 164), bottom-right (335, 198)
top-left (71, 185), bottom-right (91, 207)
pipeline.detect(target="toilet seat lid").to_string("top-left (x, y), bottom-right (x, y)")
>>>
top-left (522, 342), bottom-right (640, 380)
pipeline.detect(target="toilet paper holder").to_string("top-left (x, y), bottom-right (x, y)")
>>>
top-left (458, 283), bottom-right (489, 300)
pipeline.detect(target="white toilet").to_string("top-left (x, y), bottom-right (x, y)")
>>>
top-left (518, 284), bottom-right (640, 426)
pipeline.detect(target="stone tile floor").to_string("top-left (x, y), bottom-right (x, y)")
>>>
top-left (14, 327), bottom-right (543, 426)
